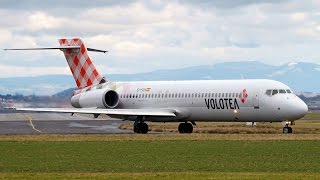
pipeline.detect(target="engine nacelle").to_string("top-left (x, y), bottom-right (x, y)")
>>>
top-left (71, 88), bottom-right (119, 109)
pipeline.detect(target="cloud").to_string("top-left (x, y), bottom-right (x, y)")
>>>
top-left (179, 0), bottom-right (288, 9)
top-left (0, 0), bottom-right (320, 77)
top-left (290, 12), bottom-right (307, 22)
top-left (0, 0), bottom-right (136, 10)
top-left (26, 12), bottom-right (63, 31)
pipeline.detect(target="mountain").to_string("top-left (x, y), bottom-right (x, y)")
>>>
top-left (0, 75), bottom-right (74, 96)
top-left (0, 61), bottom-right (319, 95)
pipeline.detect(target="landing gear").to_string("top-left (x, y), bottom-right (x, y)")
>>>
top-left (178, 122), bottom-right (193, 133)
top-left (133, 122), bottom-right (149, 134)
top-left (283, 123), bottom-right (293, 134)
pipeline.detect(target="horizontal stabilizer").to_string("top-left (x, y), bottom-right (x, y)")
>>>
top-left (4, 46), bottom-right (107, 53)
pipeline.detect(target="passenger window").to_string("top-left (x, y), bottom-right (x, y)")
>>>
top-left (272, 90), bottom-right (278, 95)
top-left (265, 90), bottom-right (272, 96)
top-left (286, 89), bottom-right (292, 93)
top-left (279, 89), bottom-right (286, 94)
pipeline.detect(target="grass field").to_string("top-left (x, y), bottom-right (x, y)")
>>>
top-left (0, 112), bottom-right (319, 179)
top-left (0, 134), bottom-right (320, 179)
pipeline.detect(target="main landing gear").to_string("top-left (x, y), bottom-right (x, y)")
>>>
top-left (283, 122), bottom-right (293, 134)
top-left (133, 121), bottom-right (149, 134)
top-left (178, 122), bottom-right (193, 133)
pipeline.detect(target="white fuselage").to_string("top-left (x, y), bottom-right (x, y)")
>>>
top-left (72, 79), bottom-right (308, 123)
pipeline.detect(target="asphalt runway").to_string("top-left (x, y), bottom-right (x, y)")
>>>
top-left (0, 112), bottom-right (132, 134)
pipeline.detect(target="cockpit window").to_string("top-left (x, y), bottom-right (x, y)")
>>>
top-left (279, 89), bottom-right (286, 94)
top-left (272, 89), bottom-right (278, 95)
top-left (265, 90), bottom-right (272, 96)
top-left (286, 89), bottom-right (292, 93)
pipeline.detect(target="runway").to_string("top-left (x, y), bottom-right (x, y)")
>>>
top-left (0, 112), bottom-right (132, 134)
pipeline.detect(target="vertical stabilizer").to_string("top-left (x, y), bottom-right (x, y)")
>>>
top-left (59, 38), bottom-right (105, 89)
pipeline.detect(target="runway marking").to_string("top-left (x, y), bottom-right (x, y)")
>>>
top-left (24, 114), bottom-right (43, 133)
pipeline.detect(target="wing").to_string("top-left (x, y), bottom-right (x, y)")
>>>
top-left (16, 108), bottom-right (176, 117)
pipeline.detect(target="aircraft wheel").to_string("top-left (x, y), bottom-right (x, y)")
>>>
top-left (134, 122), bottom-right (148, 134)
top-left (178, 123), bottom-right (193, 134)
top-left (140, 123), bottom-right (149, 134)
top-left (283, 127), bottom-right (293, 134)
top-left (178, 123), bottom-right (185, 133)
top-left (288, 127), bottom-right (292, 133)
top-left (186, 123), bottom-right (193, 133)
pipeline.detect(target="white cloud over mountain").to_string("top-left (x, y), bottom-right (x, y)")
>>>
top-left (0, 0), bottom-right (320, 77)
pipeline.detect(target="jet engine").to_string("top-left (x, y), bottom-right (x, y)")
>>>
top-left (71, 88), bottom-right (119, 109)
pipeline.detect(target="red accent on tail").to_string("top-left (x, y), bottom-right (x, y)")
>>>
top-left (59, 38), bottom-right (103, 89)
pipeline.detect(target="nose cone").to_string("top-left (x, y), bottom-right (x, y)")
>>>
top-left (294, 98), bottom-right (308, 119)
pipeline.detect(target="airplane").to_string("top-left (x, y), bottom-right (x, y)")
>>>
top-left (4, 38), bottom-right (308, 134)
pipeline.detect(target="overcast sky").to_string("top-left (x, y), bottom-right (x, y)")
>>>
top-left (1, 0), bottom-right (320, 78)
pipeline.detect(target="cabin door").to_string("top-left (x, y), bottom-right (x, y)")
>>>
top-left (253, 92), bottom-right (259, 109)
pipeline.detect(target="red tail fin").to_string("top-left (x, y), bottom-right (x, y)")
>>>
top-left (59, 38), bottom-right (105, 89)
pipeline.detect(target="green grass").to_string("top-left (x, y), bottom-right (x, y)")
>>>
top-left (0, 140), bottom-right (319, 175)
